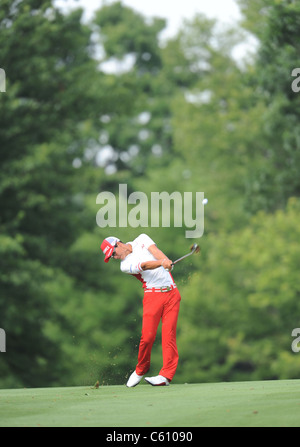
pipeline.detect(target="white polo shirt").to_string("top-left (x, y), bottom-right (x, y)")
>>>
top-left (120, 234), bottom-right (176, 289)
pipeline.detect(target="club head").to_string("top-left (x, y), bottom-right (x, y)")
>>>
top-left (190, 243), bottom-right (200, 254)
top-left (172, 243), bottom-right (201, 266)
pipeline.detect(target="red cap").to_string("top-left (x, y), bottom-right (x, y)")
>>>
top-left (101, 237), bottom-right (120, 263)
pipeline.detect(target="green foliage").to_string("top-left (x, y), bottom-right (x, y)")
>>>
top-left (239, 0), bottom-right (300, 212)
top-left (0, 0), bottom-right (107, 387)
top-left (177, 198), bottom-right (300, 382)
top-left (95, 1), bottom-right (165, 70)
top-left (1, 0), bottom-right (300, 388)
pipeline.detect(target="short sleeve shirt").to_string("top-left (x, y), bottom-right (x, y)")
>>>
top-left (120, 234), bottom-right (176, 289)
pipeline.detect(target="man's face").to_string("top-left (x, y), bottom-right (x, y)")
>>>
top-left (111, 241), bottom-right (127, 261)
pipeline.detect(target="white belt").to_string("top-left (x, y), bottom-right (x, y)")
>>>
top-left (144, 285), bottom-right (177, 293)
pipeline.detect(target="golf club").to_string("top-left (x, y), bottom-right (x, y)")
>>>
top-left (171, 243), bottom-right (200, 266)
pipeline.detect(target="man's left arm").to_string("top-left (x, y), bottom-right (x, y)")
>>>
top-left (141, 244), bottom-right (172, 271)
top-left (148, 244), bottom-right (170, 262)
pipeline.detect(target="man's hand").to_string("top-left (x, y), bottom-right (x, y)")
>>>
top-left (140, 244), bottom-right (173, 271)
top-left (148, 244), bottom-right (173, 270)
top-left (141, 258), bottom-right (173, 271)
top-left (161, 258), bottom-right (173, 271)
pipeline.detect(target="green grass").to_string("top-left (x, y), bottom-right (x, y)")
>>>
top-left (0, 379), bottom-right (300, 427)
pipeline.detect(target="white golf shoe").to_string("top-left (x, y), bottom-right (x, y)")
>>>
top-left (144, 375), bottom-right (170, 386)
top-left (126, 371), bottom-right (144, 387)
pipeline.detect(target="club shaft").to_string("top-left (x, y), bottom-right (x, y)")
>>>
top-left (172, 250), bottom-right (195, 265)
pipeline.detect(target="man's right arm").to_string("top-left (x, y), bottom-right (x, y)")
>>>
top-left (121, 258), bottom-right (172, 272)
top-left (146, 244), bottom-right (173, 271)
top-left (141, 258), bottom-right (172, 271)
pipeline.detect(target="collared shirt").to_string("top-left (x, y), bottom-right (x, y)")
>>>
top-left (120, 234), bottom-right (176, 289)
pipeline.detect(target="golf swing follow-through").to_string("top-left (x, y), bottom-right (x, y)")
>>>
top-left (101, 234), bottom-right (200, 387)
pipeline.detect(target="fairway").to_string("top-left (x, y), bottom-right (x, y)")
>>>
top-left (0, 379), bottom-right (300, 427)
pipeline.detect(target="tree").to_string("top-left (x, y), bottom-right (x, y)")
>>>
top-left (0, 0), bottom-right (107, 387)
top-left (163, 14), bottom-right (260, 233)
top-left (177, 198), bottom-right (300, 383)
top-left (91, 2), bottom-right (200, 177)
top-left (2, 0), bottom-right (299, 389)
top-left (238, 0), bottom-right (300, 212)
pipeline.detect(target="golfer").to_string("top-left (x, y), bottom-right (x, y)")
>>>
top-left (101, 234), bottom-right (181, 387)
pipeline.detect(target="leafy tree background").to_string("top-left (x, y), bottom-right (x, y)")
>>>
top-left (0, 0), bottom-right (300, 388)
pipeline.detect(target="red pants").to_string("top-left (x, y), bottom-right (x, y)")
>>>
top-left (135, 288), bottom-right (181, 381)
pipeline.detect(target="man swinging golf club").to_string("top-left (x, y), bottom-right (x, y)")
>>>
top-left (101, 233), bottom-right (181, 387)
